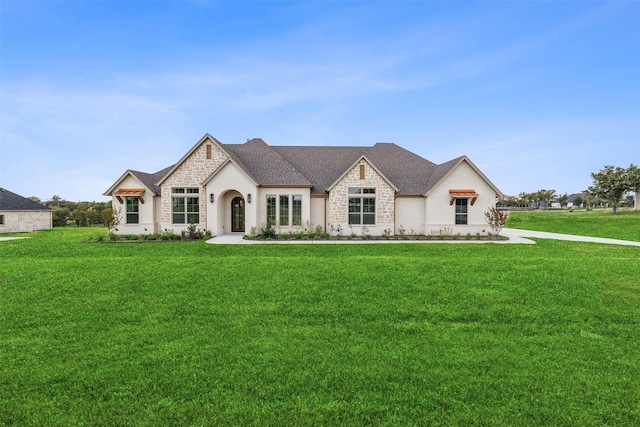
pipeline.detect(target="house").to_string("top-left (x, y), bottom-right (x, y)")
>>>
top-left (104, 134), bottom-right (502, 237)
top-left (0, 188), bottom-right (53, 233)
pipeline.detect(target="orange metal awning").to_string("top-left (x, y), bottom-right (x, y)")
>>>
top-left (114, 188), bottom-right (145, 196)
top-left (449, 189), bottom-right (479, 205)
top-left (114, 188), bottom-right (145, 204)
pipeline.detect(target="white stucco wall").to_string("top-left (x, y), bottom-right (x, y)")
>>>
top-left (425, 160), bottom-right (497, 234)
top-left (310, 197), bottom-right (326, 231)
top-left (395, 197), bottom-right (425, 234)
top-left (0, 210), bottom-right (52, 233)
top-left (110, 174), bottom-right (157, 235)
top-left (205, 162), bottom-right (257, 235)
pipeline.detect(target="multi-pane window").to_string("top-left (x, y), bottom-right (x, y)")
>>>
top-left (172, 188), bottom-right (200, 224)
top-left (126, 197), bottom-right (139, 224)
top-left (348, 187), bottom-right (376, 225)
top-left (292, 195), bottom-right (302, 226)
top-left (266, 195), bottom-right (276, 224)
top-left (279, 195), bottom-right (289, 226)
top-left (455, 198), bottom-right (468, 225)
top-left (267, 194), bottom-right (303, 226)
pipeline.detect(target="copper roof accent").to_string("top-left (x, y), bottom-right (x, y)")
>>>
top-left (114, 188), bottom-right (146, 196)
top-left (449, 189), bottom-right (479, 197)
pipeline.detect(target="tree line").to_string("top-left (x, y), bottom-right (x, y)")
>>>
top-left (27, 196), bottom-right (112, 227)
top-left (498, 164), bottom-right (638, 213)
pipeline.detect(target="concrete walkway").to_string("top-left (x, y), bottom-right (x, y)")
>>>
top-left (501, 228), bottom-right (640, 247)
top-left (206, 229), bottom-right (640, 246)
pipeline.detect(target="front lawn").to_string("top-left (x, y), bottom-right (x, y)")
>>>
top-left (1, 227), bottom-right (639, 425)
top-left (506, 208), bottom-right (640, 241)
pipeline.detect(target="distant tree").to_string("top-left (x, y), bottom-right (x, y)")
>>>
top-left (557, 193), bottom-right (569, 207)
top-left (28, 196), bottom-right (42, 204)
top-left (534, 189), bottom-right (556, 210)
top-left (587, 165), bottom-right (630, 214)
top-left (572, 195), bottom-right (583, 208)
top-left (628, 164), bottom-right (639, 209)
top-left (52, 208), bottom-right (70, 227)
top-left (50, 195), bottom-right (61, 208)
top-left (71, 210), bottom-right (90, 227)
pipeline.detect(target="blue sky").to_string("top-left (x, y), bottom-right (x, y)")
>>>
top-left (1, 0), bottom-right (639, 202)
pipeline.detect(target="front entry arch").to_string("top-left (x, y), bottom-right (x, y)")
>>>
top-left (231, 197), bottom-right (245, 232)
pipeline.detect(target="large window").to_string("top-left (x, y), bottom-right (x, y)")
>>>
top-left (266, 195), bottom-right (276, 224)
top-left (279, 195), bottom-right (289, 226)
top-left (126, 197), bottom-right (139, 224)
top-left (455, 198), bottom-right (468, 225)
top-left (172, 188), bottom-right (200, 224)
top-left (348, 187), bottom-right (375, 225)
top-left (292, 195), bottom-right (302, 226)
top-left (267, 194), bottom-right (303, 226)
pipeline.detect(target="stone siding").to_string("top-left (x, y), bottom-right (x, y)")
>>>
top-left (327, 159), bottom-right (395, 231)
top-left (160, 142), bottom-right (228, 229)
top-left (0, 211), bottom-right (52, 233)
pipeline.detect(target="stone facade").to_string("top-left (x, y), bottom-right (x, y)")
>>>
top-left (327, 159), bottom-right (395, 232)
top-left (160, 142), bottom-right (228, 230)
top-left (0, 210), bottom-right (52, 233)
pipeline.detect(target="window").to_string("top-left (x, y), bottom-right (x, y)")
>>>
top-left (206, 144), bottom-right (212, 159)
top-left (172, 188), bottom-right (200, 224)
top-left (348, 187), bottom-right (375, 225)
top-left (0, 214), bottom-right (4, 225)
top-left (279, 195), bottom-right (289, 226)
top-left (292, 195), bottom-right (302, 226)
top-left (126, 197), bottom-right (139, 224)
top-left (266, 195), bottom-right (276, 224)
top-left (455, 198), bottom-right (468, 225)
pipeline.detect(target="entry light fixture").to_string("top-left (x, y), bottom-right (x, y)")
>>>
top-left (247, 193), bottom-right (252, 203)
top-left (209, 193), bottom-right (215, 203)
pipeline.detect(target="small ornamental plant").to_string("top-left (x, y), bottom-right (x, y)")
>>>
top-left (484, 206), bottom-right (508, 236)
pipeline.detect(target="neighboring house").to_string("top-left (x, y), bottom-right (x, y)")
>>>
top-left (104, 134), bottom-right (502, 236)
top-left (0, 187), bottom-right (52, 233)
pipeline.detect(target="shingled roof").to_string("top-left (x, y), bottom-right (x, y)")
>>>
top-left (0, 188), bottom-right (51, 211)
top-left (114, 136), bottom-right (495, 197)
top-left (130, 164), bottom-right (175, 195)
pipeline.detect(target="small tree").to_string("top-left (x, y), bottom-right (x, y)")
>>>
top-left (102, 206), bottom-right (122, 235)
top-left (484, 206), bottom-right (508, 236)
top-left (587, 165), bottom-right (629, 214)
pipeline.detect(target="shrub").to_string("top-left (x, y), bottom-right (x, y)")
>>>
top-left (260, 220), bottom-right (277, 239)
top-left (484, 206), bottom-right (508, 236)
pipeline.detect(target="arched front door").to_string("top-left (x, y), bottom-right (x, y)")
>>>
top-left (231, 197), bottom-right (245, 232)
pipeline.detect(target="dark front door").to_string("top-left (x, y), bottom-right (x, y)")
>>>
top-left (231, 197), bottom-right (245, 232)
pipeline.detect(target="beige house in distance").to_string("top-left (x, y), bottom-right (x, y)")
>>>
top-left (0, 187), bottom-right (52, 233)
top-left (104, 134), bottom-right (502, 237)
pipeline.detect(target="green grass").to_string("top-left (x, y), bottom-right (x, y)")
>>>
top-left (1, 227), bottom-right (639, 426)
top-left (506, 208), bottom-right (640, 241)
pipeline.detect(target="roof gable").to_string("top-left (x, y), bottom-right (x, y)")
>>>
top-left (0, 188), bottom-right (51, 211)
top-left (326, 155), bottom-right (399, 192)
top-left (156, 134), bottom-right (229, 186)
top-left (424, 156), bottom-right (503, 198)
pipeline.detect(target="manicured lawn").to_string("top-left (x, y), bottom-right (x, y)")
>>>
top-left (1, 226), bottom-right (639, 426)
top-left (506, 208), bottom-right (640, 242)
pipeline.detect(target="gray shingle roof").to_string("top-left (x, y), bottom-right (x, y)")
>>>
top-left (0, 188), bottom-right (51, 211)
top-left (126, 137), bottom-right (490, 197)
top-left (130, 164), bottom-right (175, 195)
top-left (224, 139), bottom-right (313, 187)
